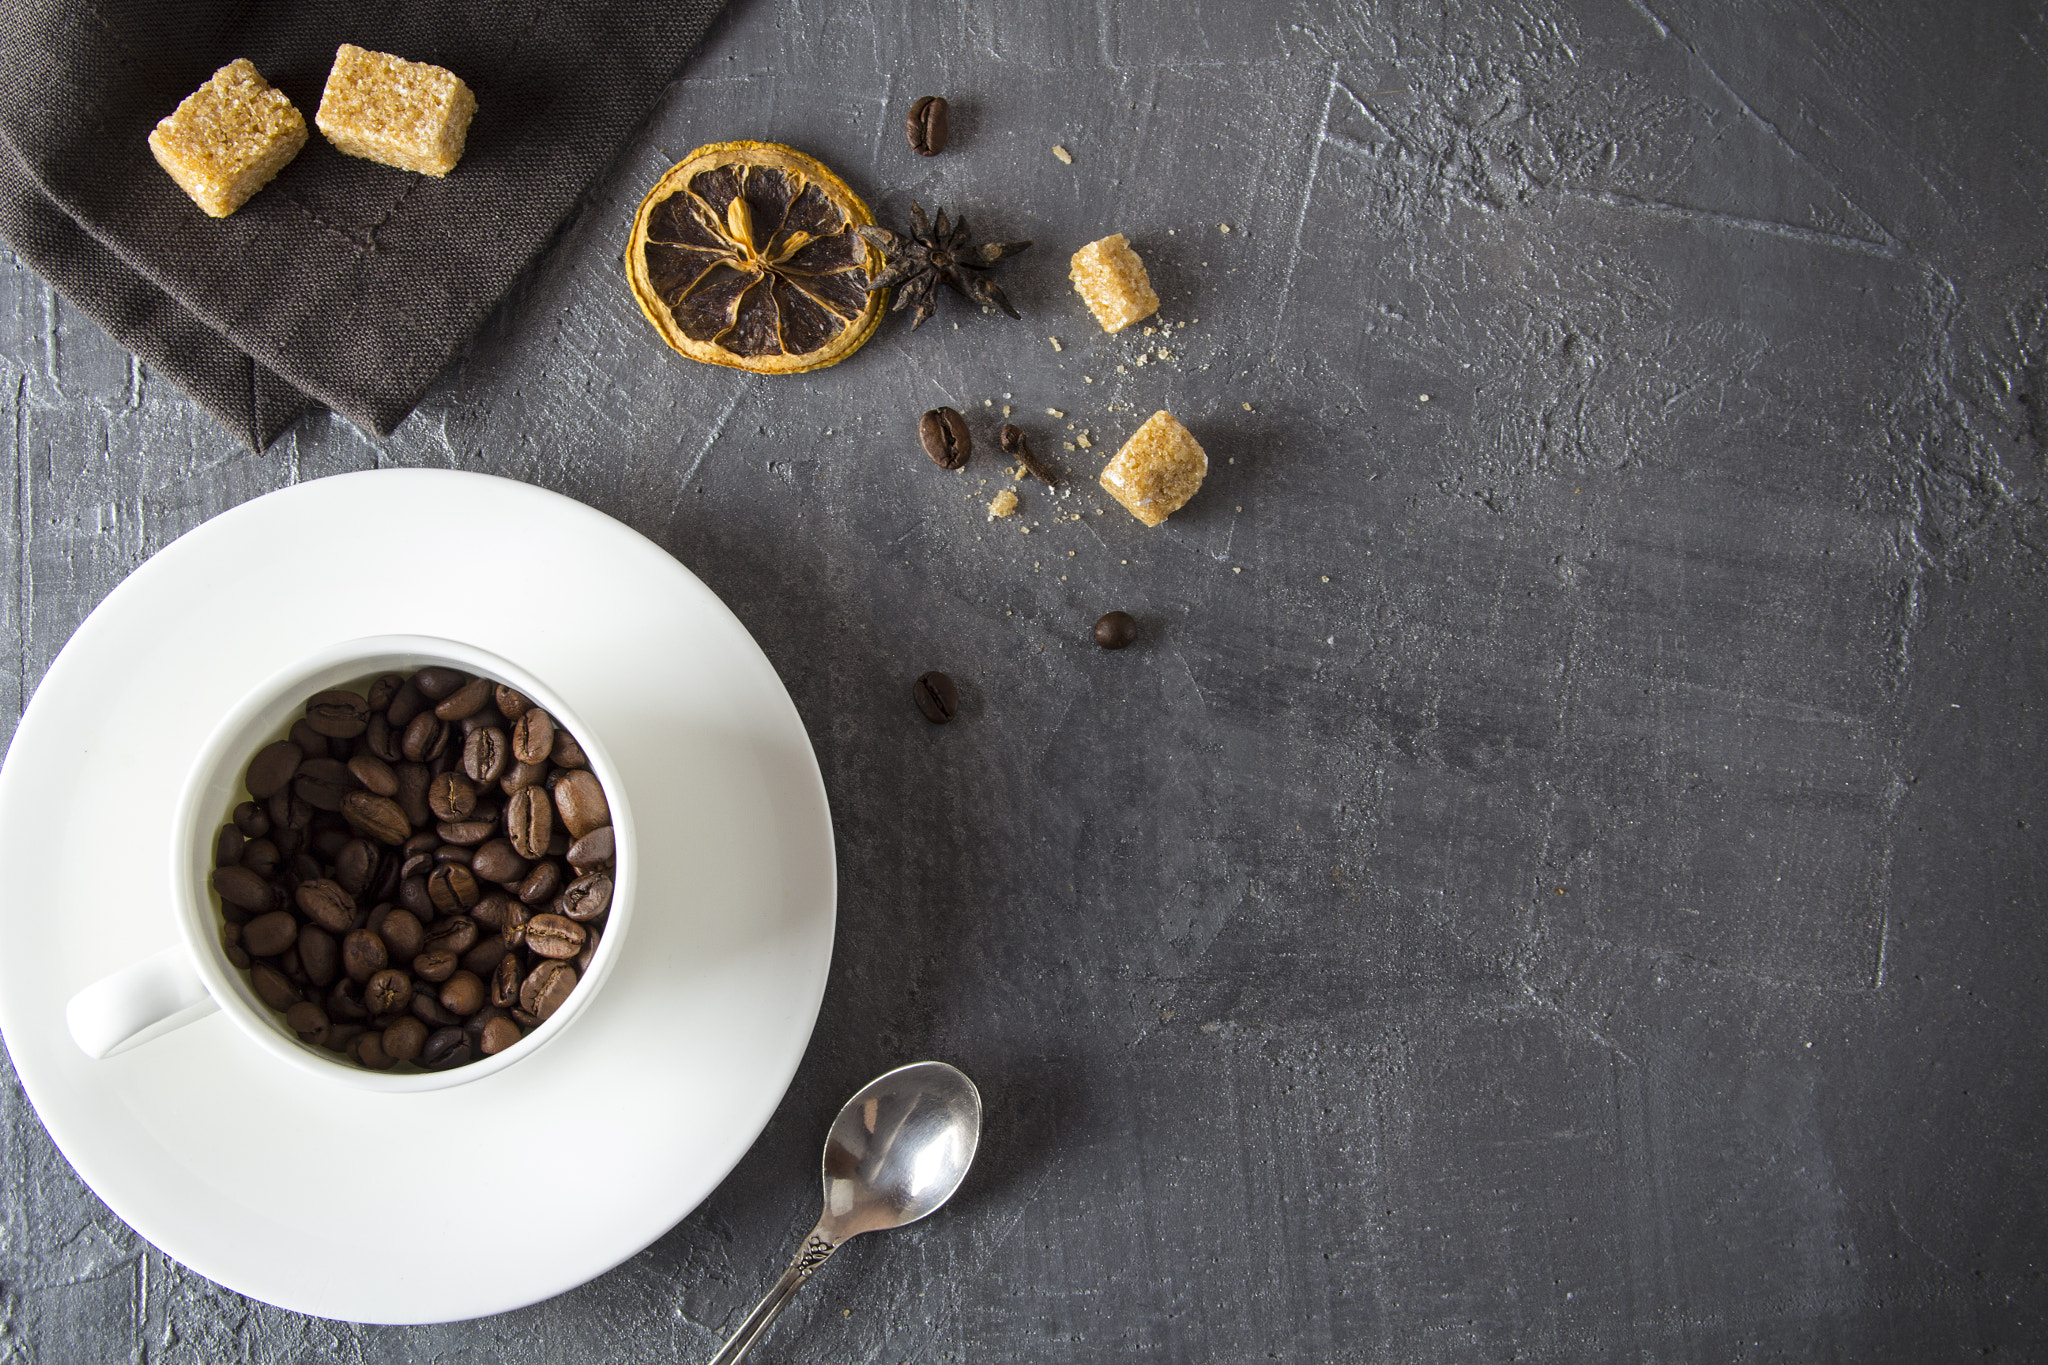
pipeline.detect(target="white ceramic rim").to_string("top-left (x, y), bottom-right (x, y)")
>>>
top-left (171, 635), bottom-right (637, 1092)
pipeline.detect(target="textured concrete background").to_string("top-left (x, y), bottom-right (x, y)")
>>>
top-left (3, 0), bottom-right (2046, 1359)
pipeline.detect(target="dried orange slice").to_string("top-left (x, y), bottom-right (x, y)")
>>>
top-left (626, 141), bottom-right (884, 374)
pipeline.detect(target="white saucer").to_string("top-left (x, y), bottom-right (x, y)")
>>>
top-left (0, 470), bottom-right (836, 1324)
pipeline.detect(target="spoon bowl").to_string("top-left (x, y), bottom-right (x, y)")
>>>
top-left (707, 1061), bottom-right (982, 1364)
top-left (821, 1061), bottom-right (982, 1239)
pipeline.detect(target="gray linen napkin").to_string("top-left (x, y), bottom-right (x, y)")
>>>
top-left (0, 0), bottom-right (728, 450)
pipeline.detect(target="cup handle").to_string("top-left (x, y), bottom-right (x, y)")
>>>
top-left (65, 944), bottom-right (219, 1060)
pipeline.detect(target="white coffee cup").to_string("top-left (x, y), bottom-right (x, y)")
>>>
top-left (62, 635), bottom-right (635, 1091)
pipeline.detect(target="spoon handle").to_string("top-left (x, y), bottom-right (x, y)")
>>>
top-left (705, 1223), bottom-right (840, 1365)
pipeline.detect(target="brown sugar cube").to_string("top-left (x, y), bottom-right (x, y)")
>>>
top-left (148, 60), bottom-right (308, 218)
top-left (316, 44), bottom-right (477, 177)
top-left (1069, 233), bottom-right (1160, 333)
top-left (1098, 411), bottom-right (1207, 527)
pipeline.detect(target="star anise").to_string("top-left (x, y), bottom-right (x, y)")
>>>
top-left (858, 204), bottom-right (1031, 330)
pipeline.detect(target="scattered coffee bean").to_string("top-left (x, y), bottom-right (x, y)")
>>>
top-left (210, 669), bottom-right (617, 1071)
top-left (913, 670), bottom-right (960, 724)
top-left (919, 406), bottom-right (971, 470)
top-left (1094, 611), bottom-right (1138, 649)
top-left (905, 94), bottom-right (949, 156)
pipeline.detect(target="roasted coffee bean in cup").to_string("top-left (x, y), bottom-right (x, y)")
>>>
top-left (208, 668), bottom-right (615, 1072)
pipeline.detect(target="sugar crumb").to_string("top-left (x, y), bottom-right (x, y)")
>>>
top-left (1052, 144), bottom-right (1073, 164)
top-left (1219, 223), bottom-right (1232, 233)
top-left (1049, 336), bottom-right (1063, 351)
top-left (988, 489), bottom-right (1019, 519)
top-left (1046, 408), bottom-right (1065, 418)
top-left (1321, 575), bottom-right (1331, 583)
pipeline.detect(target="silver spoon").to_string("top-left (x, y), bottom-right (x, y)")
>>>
top-left (707, 1060), bottom-right (983, 1365)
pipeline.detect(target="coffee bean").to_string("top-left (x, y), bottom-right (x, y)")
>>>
top-left (402, 712), bottom-right (448, 763)
top-left (478, 1015), bottom-right (522, 1055)
top-left (427, 863), bottom-right (481, 914)
top-left (412, 949), bottom-right (458, 984)
top-left (421, 1027), bottom-right (469, 1068)
top-left (499, 760), bottom-right (547, 795)
top-left (555, 870), bottom-right (613, 922)
top-left (565, 825), bottom-right (614, 873)
top-left (461, 933), bottom-right (509, 979)
top-left (434, 677), bottom-right (493, 722)
top-left (550, 729), bottom-right (589, 770)
top-left (267, 786), bottom-right (314, 832)
top-left (330, 839), bottom-right (374, 896)
top-left (576, 924), bottom-right (602, 973)
top-left (382, 1016), bottom-right (428, 1062)
top-left (292, 757), bottom-right (352, 812)
top-left (462, 727), bottom-right (510, 786)
top-left (493, 684), bottom-right (531, 720)
top-left (288, 888), bottom-right (352, 941)
top-left (1093, 610), bottom-right (1138, 649)
top-left (347, 753), bottom-right (399, 797)
top-left (412, 667), bottom-right (468, 701)
top-left (364, 713), bottom-right (401, 763)
top-left (465, 838), bottom-right (526, 885)
top-left (918, 406), bottom-right (971, 470)
top-left (506, 786), bottom-right (552, 860)
top-left (905, 94), bottom-right (949, 156)
top-left (350, 1032), bottom-right (392, 1070)
top-left (288, 719), bottom-right (335, 760)
top-left (242, 909), bottom-right (299, 957)
top-left (238, 838), bottom-right (280, 879)
top-left (519, 961), bottom-right (577, 1021)
top-left (221, 924), bottom-right (250, 969)
top-left (436, 819), bottom-right (496, 847)
top-left (394, 763), bottom-right (434, 827)
top-left (385, 677), bottom-right (427, 727)
top-left (398, 875), bottom-right (434, 918)
top-left (510, 710), bottom-right (554, 766)
top-left (285, 1000), bottom-right (330, 1045)
top-left (426, 772), bottom-right (476, 824)
top-left (913, 670), bottom-right (959, 723)
top-left (517, 859), bottom-right (565, 905)
top-left (359, 968), bottom-right (408, 1015)
top-left (377, 907), bottom-right (425, 961)
top-left (245, 741), bottom-right (302, 799)
top-left (212, 865), bottom-right (273, 912)
top-left (553, 770), bottom-right (609, 839)
top-left (325, 978), bottom-right (368, 1021)
top-left (440, 971), bottom-right (486, 1016)
top-left (525, 913), bottom-right (587, 960)
top-left (304, 689), bottom-right (370, 738)
top-left (251, 964), bottom-right (300, 1011)
top-left (341, 928), bottom-right (388, 983)
top-left (490, 952), bottom-right (521, 1008)
top-left (367, 674), bottom-right (403, 711)
top-left (298, 924), bottom-right (338, 987)
top-left (339, 791), bottom-right (410, 845)
top-left (233, 801), bottom-right (270, 838)
top-left (422, 915), bottom-right (479, 957)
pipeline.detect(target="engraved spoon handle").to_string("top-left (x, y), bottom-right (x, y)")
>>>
top-left (705, 1225), bottom-right (840, 1365)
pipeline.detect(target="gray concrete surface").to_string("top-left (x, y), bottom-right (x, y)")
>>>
top-left (4, 0), bottom-right (2047, 1359)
